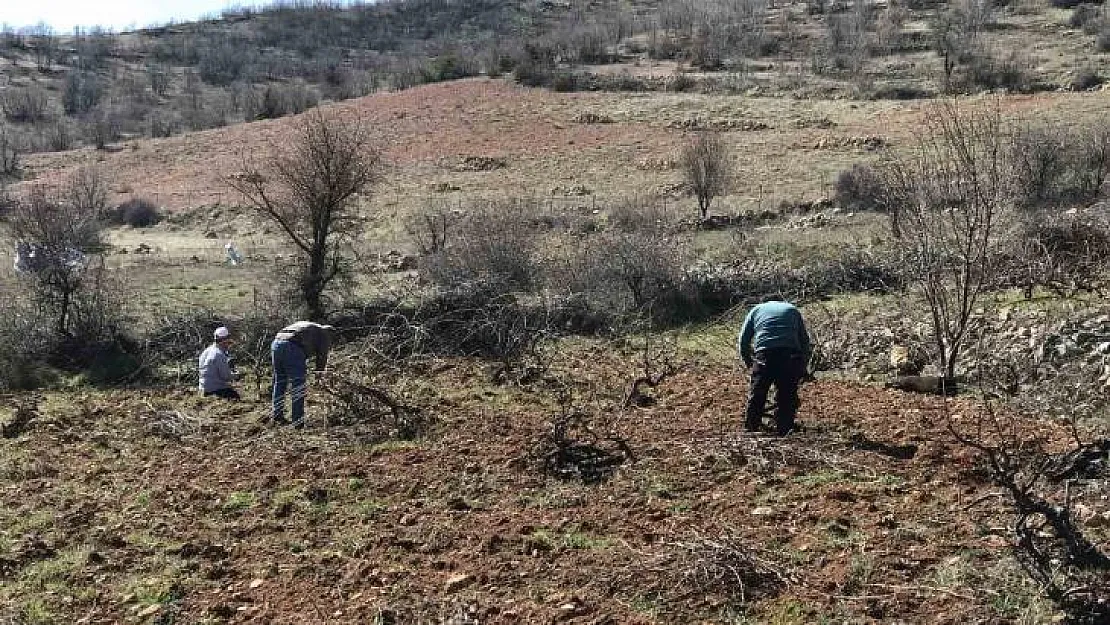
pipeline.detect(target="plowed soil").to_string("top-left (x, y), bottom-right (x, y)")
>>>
top-left (0, 352), bottom-right (1075, 623)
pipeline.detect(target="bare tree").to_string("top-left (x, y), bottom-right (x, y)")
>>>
top-left (66, 166), bottom-right (110, 218)
top-left (7, 186), bottom-right (104, 336)
top-left (0, 123), bottom-right (19, 179)
top-left (26, 23), bottom-right (58, 73)
top-left (881, 100), bottom-right (1009, 381)
top-left (680, 132), bottom-right (733, 220)
top-left (948, 398), bottom-right (1110, 623)
top-left (404, 204), bottom-right (455, 255)
top-left (228, 109), bottom-right (381, 320)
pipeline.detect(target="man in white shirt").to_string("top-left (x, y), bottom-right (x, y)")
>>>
top-left (199, 326), bottom-right (240, 400)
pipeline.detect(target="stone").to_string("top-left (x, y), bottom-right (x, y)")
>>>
top-left (445, 573), bottom-right (473, 592)
top-left (249, 578), bottom-right (264, 589)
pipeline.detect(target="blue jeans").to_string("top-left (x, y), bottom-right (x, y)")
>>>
top-left (271, 339), bottom-right (307, 425)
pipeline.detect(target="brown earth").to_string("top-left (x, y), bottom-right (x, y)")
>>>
top-left (17, 78), bottom-right (1110, 225)
top-left (0, 348), bottom-right (1077, 623)
top-left (3, 60), bottom-right (1109, 625)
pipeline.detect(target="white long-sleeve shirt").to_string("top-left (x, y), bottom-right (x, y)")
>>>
top-left (198, 343), bottom-right (234, 392)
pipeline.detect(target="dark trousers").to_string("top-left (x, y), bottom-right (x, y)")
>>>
top-left (203, 387), bottom-right (241, 400)
top-left (745, 349), bottom-right (805, 435)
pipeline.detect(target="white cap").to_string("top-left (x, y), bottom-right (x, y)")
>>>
top-left (214, 326), bottom-right (230, 340)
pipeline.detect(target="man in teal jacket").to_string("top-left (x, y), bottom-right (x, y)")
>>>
top-left (738, 298), bottom-right (811, 435)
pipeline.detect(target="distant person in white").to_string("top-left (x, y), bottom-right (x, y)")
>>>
top-left (14, 241), bottom-right (32, 273)
top-left (199, 326), bottom-right (240, 400)
top-left (225, 242), bottom-right (243, 266)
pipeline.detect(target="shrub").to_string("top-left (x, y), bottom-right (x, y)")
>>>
top-left (557, 230), bottom-right (687, 321)
top-left (421, 200), bottom-right (542, 295)
top-left (148, 110), bottom-right (179, 138)
top-left (0, 300), bottom-right (59, 390)
top-left (253, 81), bottom-right (320, 120)
top-left (608, 196), bottom-right (677, 232)
top-left (142, 305), bottom-right (286, 385)
top-left (60, 273), bottom-right (137, 383)
top-left (1099, 22), bottom-right (1110, 52)
top-left (1070, 65), bottom-right (1104, 90)
top-left (1002, 215), bottom-right (1110, 297)
top-left (834, 164), bottom-right (886, 211)
top-left (513, 56), bottom-right (557, 88)
top-left (198, 39), bottom-right (255, 86)
top-left (1070, 4), bottom-right (1103, 29)
top-left (0, 123), bottom-right (20, 178)
top-left (1011, 122), bottom-right (1110, 208)
top-left (62, 71), bottom-right (103, 115)
top-left (668, 72), bottom-right (697, 92)
top-left (1, 87), bottom-right (50, 123)
top-left (966, 50), bottom-right (1035, 92)
top-left (86, 107), bottom-right (121, 149)
top-left (420, 53), bottom-right (478, 83)
top-left (43, 119), bottom-right (77, 151)
top-left (109, 198), bottom-right (162, 227)
top-left (550, 71), bottom-right (582, 92)
top-left (404, 205), bottom-right (456, 255)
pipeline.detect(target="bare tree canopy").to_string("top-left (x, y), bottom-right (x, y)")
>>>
top-left (6, 184), bottom-right (105, 336)
top-left (881, 99), bottom-right (1010, 380)
top-left (680, 132), bottom-right (733, 220)
top-left (228, 109), bottom-right (382, 320)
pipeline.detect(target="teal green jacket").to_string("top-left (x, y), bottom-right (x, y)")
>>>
top-left (738, 301), bottom-right (811, 367)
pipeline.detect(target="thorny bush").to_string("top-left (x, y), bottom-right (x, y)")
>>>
top-left (949, 399), bottom-right (1110, 624)
top-left (420, 199), bottom-right (542, 296)
top-left (996, 214), bottom-right (1110, 298)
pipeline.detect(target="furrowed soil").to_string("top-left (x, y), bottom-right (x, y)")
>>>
top-left (0, 349), bottom-right (1075, 623)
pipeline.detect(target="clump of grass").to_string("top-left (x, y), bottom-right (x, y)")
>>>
top-left (220, 491), bottom-right (255, 517)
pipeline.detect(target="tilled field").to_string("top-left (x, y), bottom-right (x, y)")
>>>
top-left (0, 354), bottom-right (1077, 624)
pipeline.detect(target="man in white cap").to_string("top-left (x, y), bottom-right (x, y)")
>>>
top-left (269, 321), bottom-right (335, 428)
top-left (199, 326), bottom-right (241, 400)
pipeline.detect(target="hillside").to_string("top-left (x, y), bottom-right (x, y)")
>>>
top-left (0, 0), bottom-right (1107, 162)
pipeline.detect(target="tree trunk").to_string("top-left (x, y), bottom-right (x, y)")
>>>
top-left (304, 249), bottom-right (327, 321)
top-left (58, 288), bottom-right (71, 337)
